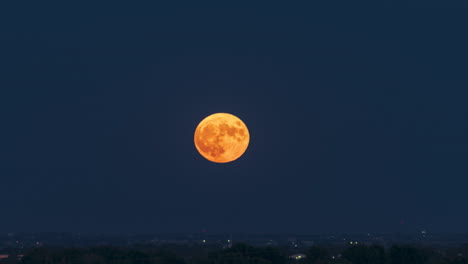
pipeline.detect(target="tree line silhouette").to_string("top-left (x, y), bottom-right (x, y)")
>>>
top-left (0, 242), bottom-right (467, 264)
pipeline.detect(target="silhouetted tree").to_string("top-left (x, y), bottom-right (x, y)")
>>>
top-left (20, 246), bottom-right (186, 264)
top-left (342, 245), bottom-right (385, 264)
top-left (257, 247), bottom-right (285, 264)
top-left (328, 259), bottom-right (352, 264)
top-left (305, 246), bottom-right (329, 264)
top-left (209, 243), bottom-right (285, 264)
top-left (389, 245), bottom-right (427, 264)
top-left (450, 256), bottom-right (468, 264)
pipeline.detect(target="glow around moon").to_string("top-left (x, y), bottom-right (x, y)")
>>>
top-left (194, 113), bottom-right (250, 163)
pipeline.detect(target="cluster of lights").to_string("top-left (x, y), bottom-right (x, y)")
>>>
top-left (203, 239), bottom-right (231, 244)
top-left (349, 241), bottom-right (359, 245)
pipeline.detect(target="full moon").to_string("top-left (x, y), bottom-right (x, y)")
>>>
top-left (194, 113), bottom-right (250, 163)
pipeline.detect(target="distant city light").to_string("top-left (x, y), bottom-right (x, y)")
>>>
top-left (289, 254), bottom-right (306, 260)
top-left (202, 240), bottom-right (206, 243)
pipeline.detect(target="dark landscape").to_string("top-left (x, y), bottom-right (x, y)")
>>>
top-left (1, 233), bottom-right (468, 263)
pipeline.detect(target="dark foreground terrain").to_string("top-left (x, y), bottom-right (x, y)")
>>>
top-left (1, 242), bottom-right (468, 264)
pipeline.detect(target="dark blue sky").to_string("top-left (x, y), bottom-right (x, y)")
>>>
top-left (1, 3), bottom-right (467, 234)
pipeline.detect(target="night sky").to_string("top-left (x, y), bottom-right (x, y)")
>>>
top-left (1, 3), bottom-right (468, 234)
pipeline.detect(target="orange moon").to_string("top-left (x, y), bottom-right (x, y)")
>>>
top-left (194, 113), bottom-right (250, 163)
